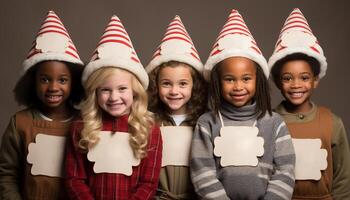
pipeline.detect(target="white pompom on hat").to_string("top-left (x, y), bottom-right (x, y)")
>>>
top-left (146, 15), bottom-right (203, 74)
top-left (22, 11), bottom-right (83, 72)
top-left (204, 9), bottom-right (269, 80)
top-left (82, 15), bottom-right (148, 88)
top-left (268, 8), bottom-right (327, 78)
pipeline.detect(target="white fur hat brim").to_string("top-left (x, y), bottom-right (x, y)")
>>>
top-left (268, 47), bottom-right (327, 78)
top-left (146, 53), bottom-right (203, 74)
top-left (82, 57), bottom-right (149, 89)
top-left (204, 49), bottom-right (269, 80)
top-left (22, 52), bottom-right (83, 74)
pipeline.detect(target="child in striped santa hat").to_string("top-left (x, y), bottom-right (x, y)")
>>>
top-left (0, 11), bottom-right (84, 200)
top-left (65, 15), bottom-right (162, 200)
top-left (269, 8), bottom-right (350, 199)
top-left (190, 9), bottom-right (295, 200)
top-left (146, 15), bottom-right (207, 199)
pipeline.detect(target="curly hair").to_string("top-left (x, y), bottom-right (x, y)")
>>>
top-left (78, 67), bottom-right (154, 159)
top-left (209, 59), bottom-right (272, 119)
top-left (147, 61), bottom-right (208, 126)
top-left (13, 60), bottom-right (84, 108)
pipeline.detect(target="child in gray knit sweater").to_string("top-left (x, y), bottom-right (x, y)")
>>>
top-left (190, 9), bottom-right (295, 200)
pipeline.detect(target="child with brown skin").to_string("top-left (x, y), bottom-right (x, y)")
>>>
top-left (269, 8), bottom-right (350, 200)
top-left (0, 11), bottom-right (84, 200)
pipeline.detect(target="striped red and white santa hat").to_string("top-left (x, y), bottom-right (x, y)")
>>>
top-left (82, 15), bottom-right (148, 88)
top-left (204, 9), bottom-right (268, 80)
top-left (146, 15), bottom-right (203, 73)
top-left (23, 11), bottom-right (83, 72)
top-left (268, 8), bottom-right (327, 78)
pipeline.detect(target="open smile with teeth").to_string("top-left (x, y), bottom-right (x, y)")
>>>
top-left (289, 92), bottom-right (305, 98)
top-left (45, 95), bottom-right (62, 103)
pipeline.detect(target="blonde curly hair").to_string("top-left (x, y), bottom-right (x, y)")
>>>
top-left (78, 67), bottom-right (154, 159)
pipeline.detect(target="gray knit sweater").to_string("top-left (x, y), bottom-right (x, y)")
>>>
top-left (190, 102), bottom-right (295, 200)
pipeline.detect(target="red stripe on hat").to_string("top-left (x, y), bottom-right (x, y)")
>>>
top-left (221, 22), bottom-right (250, 34)
top-left (65, 50), bottom-right (79, 59)
top-left (46, 14), bottom-right (62, 23)
top-left (162, 36), bottom-right (192, 46)
top-left (97, 39), bottom-right (132, 49)
top-left (210, 49), bottom-right (222, 57)
top-left (250, 46), bottom-right (262, 55)
top-left (284, 18), bottom-right (309, 28)
top-left (274, 39), bottom-right (282, 48)
top-left (166, 26), bottom-right (187, 35)
top-left (285, 16), bottom-right (308, 24)
top-left (191, 47), bottom-right (199, 54)
top-left (282, 20), bottom-right (312, 33)
top-left (169, 22), bottom-right (186, 30)
top-left (171, 18), bottom-right (185, 27)
top-left (131, 56), bottom-right (140, 63)
top-left (100, 34), bottom-right (131, 43)
top-left (67, 45), bottom-right (78, 53)
top-left (275, 46), bottom-right (286, 53)
top-left (163, 31), bottom-right (192, 42)
top-left (104, 28), bottom-right (128, 36)
top-left (37, 30), bottom-right (69, 38)
top-left (151, 51), bottom-right (161, 60)
top-left (219, 27), bottom-right (251, 38)
top-left (310, 46), bottom-right (320, 54)
top-left (106, 24), bottom-right (126, 31)
top-left (41, 20), bottom-right (65, 29)
top-left (226, 17), bottom-right (246, 26)
top-left (190, 52), bottom-right (200, 61)
top-left (280, 25), bottom-right (312, 36)
top-left (289, 11), bottom-right (306, 19)
top-left (26, 49), bottom-right (40, 59)
top-left (110, 18), bottom-right (122, 24)
top-left (39, 25), bottom-right (69, 36)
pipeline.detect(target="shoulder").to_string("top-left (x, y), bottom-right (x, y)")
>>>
top-left (197, 111), bottom-right (217, 125)
top-left (259, 111), bottom-right (285, 125)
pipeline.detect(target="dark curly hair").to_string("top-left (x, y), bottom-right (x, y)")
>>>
top-left (14, 60), bottom-right (84, 109)
top-left (147, 61), bottom-right (208, 127)
top-left (271, 53), bottom-right (321, 87)
top-left (209, 59), bottom-right (272, 119)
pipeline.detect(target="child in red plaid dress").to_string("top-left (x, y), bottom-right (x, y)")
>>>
top-left (64, 15), bottom-right (162, 200)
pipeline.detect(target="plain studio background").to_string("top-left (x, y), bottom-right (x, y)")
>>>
top-left (0, 0), bottom-right (349, 143)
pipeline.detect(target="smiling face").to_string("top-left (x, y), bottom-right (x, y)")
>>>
top-left (278, 60), bottom-right (319, 113)
top-left (97, 70), bottom-right (134, 117)
top-left (219, 57), bottom-right (257, 108)
top-left (35, 61), bottom-right (72, 111)
top-left (157, 65), bottom-right (193, 115)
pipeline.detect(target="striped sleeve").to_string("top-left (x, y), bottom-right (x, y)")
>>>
top-left (190, 122), bottom-right (230, 200)
top-left (265, 115), bottom-right (295, 200)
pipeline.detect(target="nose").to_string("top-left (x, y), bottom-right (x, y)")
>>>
top-left (108, 90), bottom-right (119, 101)
top-left (233, 81), bottom-right (243, 91)
top-left (290, 79), bottom-right (302, 88)
top-left (169, 85), bottom-right (179, 95)
top-left (48, 81), bottom-right (59, 92)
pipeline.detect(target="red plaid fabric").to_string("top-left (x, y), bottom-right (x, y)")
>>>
top-left (65, 114), bottom-right (162, 200)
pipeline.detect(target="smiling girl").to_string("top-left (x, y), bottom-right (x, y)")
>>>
top-left (146, 16), bottom-right (207, 199)
top-left (190, 9), bottom-right (295, 200)
top-left (0, 11), bottom-right (84, 200)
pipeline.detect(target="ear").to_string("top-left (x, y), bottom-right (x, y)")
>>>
top-left (313, 76), bottom-right (320, 89)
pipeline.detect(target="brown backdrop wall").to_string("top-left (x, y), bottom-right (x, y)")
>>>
top-left (1, 0), bottom-right (349, 142)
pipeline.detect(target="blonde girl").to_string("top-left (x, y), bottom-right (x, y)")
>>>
top-left (65, 15), bottom-right (162, 200)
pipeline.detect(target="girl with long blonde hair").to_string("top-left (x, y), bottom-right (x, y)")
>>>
top-left (65, 15), bottom-right (162, 200)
